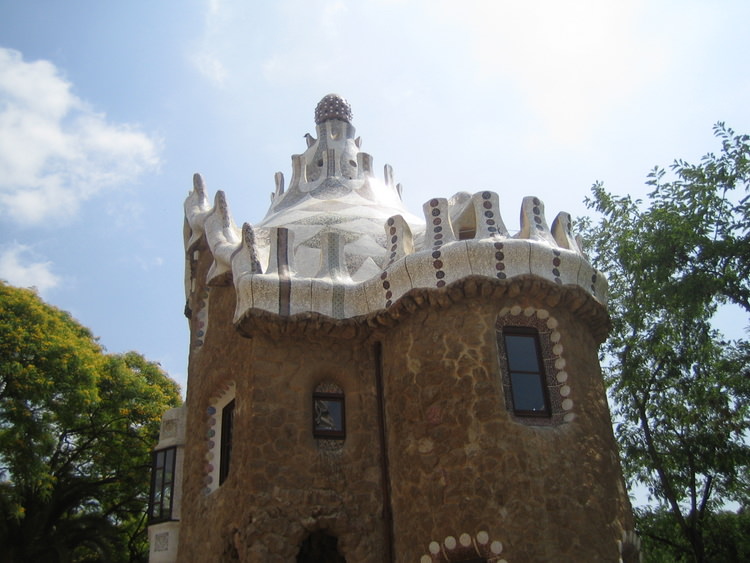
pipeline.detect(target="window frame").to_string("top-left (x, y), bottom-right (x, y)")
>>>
top-left (312, 390), bottom-right (346, 440)
top-left (501, 326), bottom-right (551, 418)
top-left (148, 446), bottom-right (177, 523)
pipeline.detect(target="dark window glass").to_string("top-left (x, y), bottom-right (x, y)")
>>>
top-left (313, 392), bottom-right (345, 439)
top-left (219, 399), bottom-right (235, 485)
top-left (148, 446), bottom-right (176, 523)
top-left (503, 329), bottom-right (550, 416)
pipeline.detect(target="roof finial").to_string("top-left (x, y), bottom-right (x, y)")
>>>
top-left (314, 94), bottom-right (353, 124)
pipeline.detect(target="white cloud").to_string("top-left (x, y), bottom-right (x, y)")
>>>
top-left (431, 0), bottom-right (669, 144)
top-left (189, 0), bottom-right (230, 87)
top-left (0, 48), bottom-right (161, 225)
top-left (0, 243), bottom-right (60, 294)
top-left (193, 51), bottom-right (228, 87)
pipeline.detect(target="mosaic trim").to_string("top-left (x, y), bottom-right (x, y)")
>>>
top-left (193, 287), bottom-right (209, 349)
top-left (420, 531), bottom-right (507, 562)
top-left (203, 382), bottom-right (236, 494)
top-left (386, 217), bottom-right (399, 267)
top-left (496, 307), bottom-right (574, 425)
top-left (276, 228), bottom-right (291, 316)
top-left (380, 270), bottom-right (393, 308)
top-left (476, 190), bottom-right (505, 237)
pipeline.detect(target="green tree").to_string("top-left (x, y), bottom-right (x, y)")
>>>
top-left (0, 282), bottom-right (181, 562)
top-left (635, 507), bottom-right (750, 562)
top-left (583, 124), bottom-right (750, 563)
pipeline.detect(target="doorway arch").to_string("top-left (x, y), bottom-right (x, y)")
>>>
top-left (296, 530), bottom-right (346, 563)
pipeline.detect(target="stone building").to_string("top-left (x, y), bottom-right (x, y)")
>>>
top-left (147, 95), bottom-right (638, 562)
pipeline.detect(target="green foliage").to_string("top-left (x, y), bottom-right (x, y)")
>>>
top-left (636, 507), bottom-right (750, 563)
top-left (0, 282), bottom-right (181, 562)
top-left (583, 124), bottom-right (750, 562)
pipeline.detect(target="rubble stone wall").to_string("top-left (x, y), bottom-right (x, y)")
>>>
top-left (175, 242), bottom-right (632, 562)
top-left (382, 289), bottom-right (633, 562)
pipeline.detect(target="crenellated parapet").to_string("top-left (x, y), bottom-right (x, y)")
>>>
top-left (182, 94), bottom-right (606, 339)
top-left (184, 186), bottom-right (607, 336)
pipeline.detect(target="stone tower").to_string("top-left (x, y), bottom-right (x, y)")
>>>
top-left (147, 95), bottom-right (638, 562)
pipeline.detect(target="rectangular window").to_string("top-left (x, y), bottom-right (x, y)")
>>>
top-left (503, 328), bottom-right (550, 416)
top-left (149, 446), bottom-right (176, 523)
top-left (219, 399), bottom-right (235, 485)
top-left (313, 392), bottom-right (345, 439)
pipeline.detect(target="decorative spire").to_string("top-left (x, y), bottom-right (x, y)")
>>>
top-left (314, 94), bottom-right (353, 124)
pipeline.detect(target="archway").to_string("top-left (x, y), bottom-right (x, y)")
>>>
top-left (296, 530), bottom-right (346, 563)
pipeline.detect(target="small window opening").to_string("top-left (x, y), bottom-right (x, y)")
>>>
top-left (313, 384), bottom-right (345, 440)
top-left (297, 531), bottom-right (346, 563)
top-left (149, 446), bottom-right (176, 523)
top-left (219, 399), bottom-right (235, 484)
top-left (503, 328), bottom-right (550, 416)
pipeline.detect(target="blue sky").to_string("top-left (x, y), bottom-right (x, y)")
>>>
top-left (1, 0), bottom-right (749, 395)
